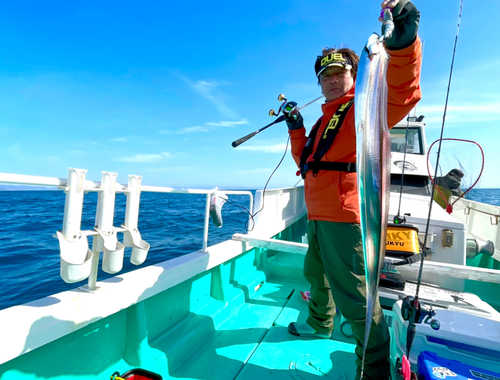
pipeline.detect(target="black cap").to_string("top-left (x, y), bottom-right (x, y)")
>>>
top-left (315, 52), bottom-right (353, 77)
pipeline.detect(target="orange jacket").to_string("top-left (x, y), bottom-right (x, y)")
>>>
top-left (290, 37), bottom-right (422, 223)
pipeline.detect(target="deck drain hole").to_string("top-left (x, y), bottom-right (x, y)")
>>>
top-left (290, 355), bottom-right (347, 379)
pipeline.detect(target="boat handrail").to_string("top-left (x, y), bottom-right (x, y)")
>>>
top-left (0, 170), bottom-right (254, 290)
top-left (463, 204), bottom-right (500, 225)
top-left (452, 196), bottom-right (500, 215)
top-left (233, 233), bottom-right (500, 284)
top-left (0, 171), bottom-right (253, 197)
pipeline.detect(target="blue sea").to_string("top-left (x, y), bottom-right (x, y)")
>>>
top-left (0, 190), bottom-right (253, 311)
top-left (0, 188), bottom-right (499, 311)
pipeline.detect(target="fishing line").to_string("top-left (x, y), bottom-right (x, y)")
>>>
top-left (405, 0), bottom-right (464, 359)
top-left (228, 94), bottom-right (321, 228)
top-left (416, 0), bottom-right (463, 298)
top-left (244, 135), bottom-right (291, 231)
top-left (222, 135), bottom-right (292, 231)
top-left (293, 178), bottom-right (303, 188)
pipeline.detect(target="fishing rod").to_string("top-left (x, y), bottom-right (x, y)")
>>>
top-left (231, 94), bottom-right (324, 148)
top-left (403, 0), bottom-right (464, 361)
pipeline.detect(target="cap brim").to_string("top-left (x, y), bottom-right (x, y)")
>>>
top-left (316, 63), bottom-right (352, 77)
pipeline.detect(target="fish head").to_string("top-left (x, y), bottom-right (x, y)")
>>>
top-left (364, 33), bottom-right (384, 59)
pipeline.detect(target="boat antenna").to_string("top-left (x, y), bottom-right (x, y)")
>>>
top-left (405, 0), bottom-right (464, 360)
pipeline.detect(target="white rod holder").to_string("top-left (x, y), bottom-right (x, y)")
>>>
top-left (124, 175), bottom-right (142, 230)
top-left (95, 172), bottom-right (118, 233)
top-left (94, 172), bottom-right (125, 275)
top-left (62, 168), bottom-right (87, 241)
top-left (122, 175), bottom-right (150, 265)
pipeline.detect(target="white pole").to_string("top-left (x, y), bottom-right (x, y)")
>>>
top-left (86, 236), bottom-right (100, 291)
top-left (202, 194), bottom-right (211, 252)
top-left (62, 168), bottom-right (87, 241)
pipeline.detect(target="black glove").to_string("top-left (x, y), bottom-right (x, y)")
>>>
top-left (383, 0), bottom-right (420, 50)
top-left (284, 101), bottom-right (304, 130)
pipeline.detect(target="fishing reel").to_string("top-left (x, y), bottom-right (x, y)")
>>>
top-left (269, 94), bottom-right (287, 117)
top-left (268, 94), bottom-right (299, 120)
top-left (393, 213), bottom-right (411, 224)
top-left (401, 296), bottom-right (440, 330)
top-left (231, 93), bottom-right (322, 148)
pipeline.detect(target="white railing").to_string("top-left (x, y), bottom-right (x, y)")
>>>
top-left (451, 196), bottom-right (500, 261)
top-left (0, 169), bottom-right (253, 291)
top-left (250, 186), bottom-right (307, 238)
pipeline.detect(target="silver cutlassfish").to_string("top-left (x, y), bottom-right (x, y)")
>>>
top-left (355, 9), bottom-right (394, 379)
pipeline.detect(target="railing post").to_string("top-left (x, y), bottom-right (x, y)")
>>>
top-left (202, 193), bottom-right (211, 252)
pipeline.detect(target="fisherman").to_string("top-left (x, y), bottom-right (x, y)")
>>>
top-left (433, 169), bottom-right (464, 209)
top-left (284, 1), bottom-right (422, 379)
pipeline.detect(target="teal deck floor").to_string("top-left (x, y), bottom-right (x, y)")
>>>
top-left (165, 281), bottom-right (358, 380)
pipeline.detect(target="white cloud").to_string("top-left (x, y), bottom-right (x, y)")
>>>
top-left (417, 101), bottom-right (500, 127)
top-left (205, 119), bottom-right (249, 127)
top-left (68, 150), bottom-right (86, 156)
top-left (146, 166), bottom-right (191, 173)
top-left (113, 152), bottom-right (171, 163)
top-left (419, 102), bottom-right (500, 115)
top-left (182, 76), bottom-right (239, 119)
top-left (177, 126), bottom-right (209, 134)
top-left (172, 120), bottom-right (249, 134)
top-left (111, 137), bottom-right (127, 142)
top-left (238, 143), bottom-right (289, 153)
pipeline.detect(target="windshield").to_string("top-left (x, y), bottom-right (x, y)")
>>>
top-left (391, 174), bottom-right (431, 196)
top-left (390, 127), bottom-right (423, 154)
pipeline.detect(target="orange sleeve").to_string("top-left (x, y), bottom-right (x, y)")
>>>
top-left (386, 36), bottom-right (422, 128)
top-left (289, 127), bottom-right (308, 167)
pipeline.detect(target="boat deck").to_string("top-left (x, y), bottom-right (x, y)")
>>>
top-left (158, 280), bottom-right (358, 380)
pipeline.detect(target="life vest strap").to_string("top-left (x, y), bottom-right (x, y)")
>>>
top-left (298, 99), bottom-right (354, 179)
top-left (300, 161), bottom-right (356, 178)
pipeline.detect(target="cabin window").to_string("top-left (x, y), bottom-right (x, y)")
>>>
top-left (390, 127), bottom-right (423, 155)
top-left (390, 174), bottom-right (431, 196)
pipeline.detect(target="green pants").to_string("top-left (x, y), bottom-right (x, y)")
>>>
top-left (304, 220), bottom-right (390, 380)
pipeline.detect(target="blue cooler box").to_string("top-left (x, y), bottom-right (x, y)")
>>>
top-left (418, 351), bottom-right (500, 380)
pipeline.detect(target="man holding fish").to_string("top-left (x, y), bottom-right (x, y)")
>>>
top-left (285, 1), bottom-right (422, 379)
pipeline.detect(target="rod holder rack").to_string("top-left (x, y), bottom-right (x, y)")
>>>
top-left (57, 168), bottom-right (150, 288)
top-left (0, 168), bottom-right (254, 289)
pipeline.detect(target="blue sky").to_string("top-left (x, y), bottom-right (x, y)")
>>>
top-left (1, 0), bottom-right (499, 189)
